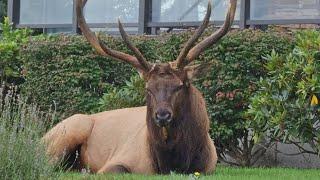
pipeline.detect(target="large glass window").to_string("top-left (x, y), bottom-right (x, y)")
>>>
top-left (250, 0), bottom-right (320, 20)
top-left (20, 0), bottom-right (73, 24)
top-left (16, 0), bottom-right (320, 33)
top-left (19, 0), bottom-right (140, 25)
top-left (84, 0), bottom-right (139, 23)
top-left (152, 0), bottom-right (241, 22)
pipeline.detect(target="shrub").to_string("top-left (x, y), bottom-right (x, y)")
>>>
top-left (0, 86), bottom-right (60, 179)
top-left (21, 35), bottom-right (159, 119)
top-left (248, 30), bottom-right (320, 155)
top-left (21, 29), bottom-right (293, 166)
top-left (0, 17), bottom-right (31, 84)
top-left (193, 29), bottom-right (294, 166)
top-left (97, 75), bottom-right (145, 111)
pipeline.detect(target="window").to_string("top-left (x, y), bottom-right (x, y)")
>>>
top-left (84, 0), bottom-right (139, 23)
top-left (20, 0), bottom-right (73, 24)
top-left (250, 0), bottom-right (320, 20)
top-left (152, 0), bottom-right (241, 22)
top-left (19, 0), bottom-right (140, 25)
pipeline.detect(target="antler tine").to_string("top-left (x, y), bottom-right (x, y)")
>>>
top-left (184, 0), bottom-right (237, 66)
top-left (118, 19), bottom-right (151, 71)
top-left (76, 0), bottom-right (144, 70)
top-left (176, 1), bottom-right (212, 69)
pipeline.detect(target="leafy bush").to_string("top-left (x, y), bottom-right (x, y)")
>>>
top-left (20, 29), bottom-right (294, 166)
top-left (194, 29), bottom-right (293, 166)
top-left (0, 17), bottom-right (31, 84)
top-left (98, 75), bottom-right (145, 111)
top-left (0, 86), bottom-right (60, 179)
top-left (21, 35), bottom-right (159, 119)
top-left (248, 30), bottom-right (320, 155)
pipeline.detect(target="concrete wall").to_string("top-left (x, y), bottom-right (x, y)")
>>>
top-left (258, 142), bottom-right (320, 168)
top-left (223, 139), bottom-right (320, 168)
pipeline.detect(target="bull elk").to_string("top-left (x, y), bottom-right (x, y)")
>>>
top-left (43, 0), bottom-right (237, 174)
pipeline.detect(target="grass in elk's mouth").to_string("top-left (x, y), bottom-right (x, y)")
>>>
top-left (60, 166), bottom-right (320, 180)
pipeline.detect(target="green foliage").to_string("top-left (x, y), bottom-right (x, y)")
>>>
top-left (20, 35), bottom-right (159, 119)
top-left (20, 29), bottom-right (293, 166)
top-left (98, 75), bottom-right (145, 111)
top-left (0, 87), bottom-right (60, 179)
top-left (0, 17), bottom-right (31, 84)
top-left (195, 29), bottom-right (293, 166)
top-left (248, 30), bottom-right (320, 154)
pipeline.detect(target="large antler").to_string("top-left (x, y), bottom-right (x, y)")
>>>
top-left (76, 0), bottom-right (151, 72)
top-left (176, 0), bottom-right (237, 69)
top-left (175, 1), bottom-right (212, 69)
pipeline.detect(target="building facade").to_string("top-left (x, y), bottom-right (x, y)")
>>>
top-left (7, 0), bottom-right (320, 34)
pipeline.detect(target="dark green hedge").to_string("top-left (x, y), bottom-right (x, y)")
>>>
top-left (20, 29), bottom-right (293, 166)
top-left (20, 35), bottom-right (161, 118)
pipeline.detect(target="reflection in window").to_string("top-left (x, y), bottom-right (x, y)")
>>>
top-left (250, 0), bottom-right (320, 20)
top-left (20, 0), bottom-right (140, 24)
top-left (84, 0), bottom-right (139, 23)
top-left (152, 0), bottom-right (240, 22)
top-left (20, 0), bottom-right (73, 24)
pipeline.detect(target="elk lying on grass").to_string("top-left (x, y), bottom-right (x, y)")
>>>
top-left (42, 0), bottom-right (237, 174)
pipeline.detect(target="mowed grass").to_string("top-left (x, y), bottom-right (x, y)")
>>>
top-left (61, 166), bottom-right (320, 180)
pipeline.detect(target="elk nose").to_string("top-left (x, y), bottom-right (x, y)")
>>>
top-left (155, 110), bottom-right (172, 127)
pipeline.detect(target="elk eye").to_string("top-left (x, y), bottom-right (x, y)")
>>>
top-left (174, 84), bottom-right (183, 92)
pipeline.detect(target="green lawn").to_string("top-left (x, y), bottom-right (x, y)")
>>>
top-left (61, 166), bottom-right (320, 180)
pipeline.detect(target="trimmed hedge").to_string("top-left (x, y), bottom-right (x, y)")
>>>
top-left (20, 29), bottom-right (294, 166)
top-left (21, 35), bottom-right (160, 118)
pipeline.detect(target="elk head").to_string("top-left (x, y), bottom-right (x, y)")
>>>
top-left (77, 0), bottom-right (237, 128)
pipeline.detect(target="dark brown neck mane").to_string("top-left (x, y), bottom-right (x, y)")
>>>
top-left (146, 85), bottom-right (211, 174)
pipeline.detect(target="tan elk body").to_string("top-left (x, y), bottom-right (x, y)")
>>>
top-left (42, 0), bottom-right (237, 174)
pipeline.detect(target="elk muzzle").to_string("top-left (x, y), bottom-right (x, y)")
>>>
top-left (154, 107), bottom-right (173, 127)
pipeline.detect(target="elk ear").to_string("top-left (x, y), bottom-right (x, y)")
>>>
top-left (138, 64), bottom-right (156, 80)
top-left (184, 62), bottom-right (213, 80)
top-left (138, 69), bottom-right (147, 80)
